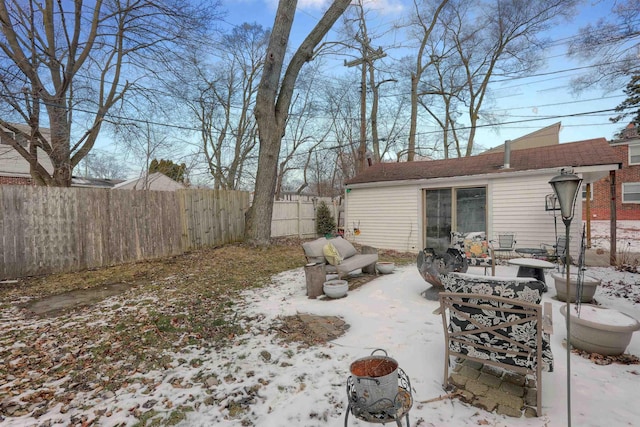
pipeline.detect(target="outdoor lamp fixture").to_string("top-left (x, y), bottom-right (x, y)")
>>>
top-left (549, 169), bottom-right (582, 427)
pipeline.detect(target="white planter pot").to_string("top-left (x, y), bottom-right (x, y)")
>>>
top-left (323, 279), bottom-right (348, 298)
top-left (560, 304), bottom-right (640, 355)
top-left (376, 262), bottom-right (395, 274)
top-left (552, 272), bottom-right (600, 302)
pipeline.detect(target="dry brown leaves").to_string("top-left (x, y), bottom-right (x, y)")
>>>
top-left (0, 238), bottom-right (414, 422)
top-left (572, 347), bottom-right (640, 365)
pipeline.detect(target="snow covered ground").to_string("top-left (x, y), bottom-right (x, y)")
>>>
top-left (584, 220), bottom-right (640, 254)
top-left (2, 221), bottom-right (639, 427)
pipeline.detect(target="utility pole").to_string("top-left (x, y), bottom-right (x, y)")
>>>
top-left (345, 36), bottom-right (385, 174)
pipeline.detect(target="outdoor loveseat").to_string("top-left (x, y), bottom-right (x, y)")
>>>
top-left (438, 272), bottom-right (554, 416)
top-left (302, 236), bottom-right (378, 279)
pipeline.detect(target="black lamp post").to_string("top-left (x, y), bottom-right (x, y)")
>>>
top-left (549, 169), bottom-right (582, 427)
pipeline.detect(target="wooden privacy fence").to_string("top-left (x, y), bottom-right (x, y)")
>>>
top-left (0, 186), bottom-right (250, 279)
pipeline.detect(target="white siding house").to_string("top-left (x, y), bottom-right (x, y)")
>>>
top-left (112, 172), bottom-right (186, 191)
top-left (344, 139), bottom-right (622, 260)
top-left (345, 184), bottom-right (420, 252)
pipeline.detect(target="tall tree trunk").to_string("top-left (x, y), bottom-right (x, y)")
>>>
top-left (245, 0), bottom-right (351, 246)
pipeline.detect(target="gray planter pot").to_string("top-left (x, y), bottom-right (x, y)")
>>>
top-left (552, 272), bottom-right (600, 302)
top-left (323, 279), bottom-right (348, 298)
top-left (376, 262), bottom-right (395, 274)
top-left (560, 304), bottom-right (640, 355)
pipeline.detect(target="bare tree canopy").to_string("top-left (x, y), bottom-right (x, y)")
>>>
top-left (172, 23), bottom-right (269, 190)
top-left (0, 0), bottom-right (219, 186)
top-left (405, 0), bottom-right (450, 161)
top-left (568, 0), bottom-right (640, 92)
top-left (415, 0), bottom-right (579, 157)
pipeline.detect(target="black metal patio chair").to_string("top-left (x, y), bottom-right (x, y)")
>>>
top-left (541, 236), bottom-right (568, 272)
top-left (489, 232), bottom-right (516, 261)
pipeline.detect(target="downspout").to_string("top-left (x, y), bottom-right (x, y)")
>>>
top-left (585, 183), bottom-right (591, 248)
top-left (609, 171), bottom-right (617, 265)
top-left (503, 140), bottom-right (511, 169)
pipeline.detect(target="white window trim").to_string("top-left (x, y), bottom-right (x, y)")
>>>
top-left (622, 182), bottom-right (640, 204)
top-left (581, 184), bottom-right (594, 201)
top-left (629, 144), bottom-right (640, 166)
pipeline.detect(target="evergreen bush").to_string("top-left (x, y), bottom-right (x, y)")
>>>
top-left (316, 200), bottom-right (336, 236)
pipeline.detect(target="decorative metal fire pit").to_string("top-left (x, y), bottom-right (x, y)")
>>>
top-left (417, 247), bottom-right (468, 289)
top-left (345, 350), bottom-right (413, 426)
top-left (417, 247), bottom-right (468, 301)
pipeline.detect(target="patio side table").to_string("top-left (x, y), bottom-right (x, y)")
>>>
top-left (508, 257), bottom-right (555, 291)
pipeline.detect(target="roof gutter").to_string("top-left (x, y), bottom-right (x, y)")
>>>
top-left (345, 164), bottom-right (621, 191)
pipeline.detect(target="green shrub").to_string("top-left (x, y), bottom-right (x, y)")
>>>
top-left (316, 200), bottom-right (336, 237)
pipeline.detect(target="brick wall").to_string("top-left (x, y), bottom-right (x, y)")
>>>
top-left (0, 176), bottom-right (33, 185)
top-left (583, 144), bottom-right (640, 220)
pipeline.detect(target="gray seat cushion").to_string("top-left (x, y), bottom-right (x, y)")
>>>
top-left (302, 237), bottom-right (328, 264)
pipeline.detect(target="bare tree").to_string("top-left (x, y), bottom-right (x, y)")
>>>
top-left (405, 0), bottom-right (450, 161)
top-left (419, 0), bottom-right (579, 157)
top-left (322, 78), bottom-right (361, 181)
top-left (76, 150), bottom-right (129, 180)
top-left (568, 0), bottom-right (640, 92)
top-left (175, 23), bottom-right (269, 190)
top-left (0, 0), bottom-right (217, 186)
top-left (114, 116), bottom-right (184, 189)
top-left (275, 62), bottom-right (330, 199)
top-left (415, 4), bottom-right (467, 159)
top-left (245, 0), bottom-right (352, 246)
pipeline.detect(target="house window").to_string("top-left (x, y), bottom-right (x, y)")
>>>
top-left (0, 130), bottom-right (16, 145)
top-left (630, 144), bottom-right (640, 165)
top-left (622, 182), bottom-right (640, 203)
top-left (581, 184), bottom-right (593, 201)
top-left (424, 186), bottom-right (487, 252)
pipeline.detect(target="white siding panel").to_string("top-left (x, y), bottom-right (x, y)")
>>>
top-left (490, 172), bottom-right (583, 259)
top-left (345, 185), bottom-right (421, 252)
top-left (346, 170), bottom-right (585, 258)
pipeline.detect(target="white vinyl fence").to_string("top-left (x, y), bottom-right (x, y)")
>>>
top-left (271, 197), bottom-right (339, 238)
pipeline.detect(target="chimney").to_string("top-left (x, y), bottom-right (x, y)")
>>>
top-left (503, 140), bottom-right (511, 169)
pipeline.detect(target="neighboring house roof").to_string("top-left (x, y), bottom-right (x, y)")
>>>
top-left (481, 122), bottom-right (561, 154)
top-left (71, 176), bottom-right (124, 188)
top-left (112, 172), bottom-right (186, 191)
top-left (346, 138), bottom-right (621, 185)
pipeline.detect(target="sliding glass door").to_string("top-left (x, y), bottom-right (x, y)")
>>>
top-left (425, 189), bottom-right (452, 252)
top-left (424, 186), bottom-right (486, 252)
top-left (455, 187), bottom-right (486, 233)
